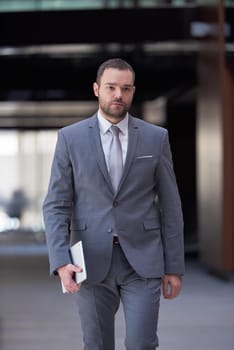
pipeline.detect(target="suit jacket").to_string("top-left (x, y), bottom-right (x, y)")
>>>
top-left (43, 114), bottom-right (185, 283)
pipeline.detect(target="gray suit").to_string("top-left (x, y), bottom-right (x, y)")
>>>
top-left (43, 113), bottom-right (184, 349)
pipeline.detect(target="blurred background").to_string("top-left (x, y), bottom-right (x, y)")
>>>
top-left (0, 1), bottom-right (233, 350)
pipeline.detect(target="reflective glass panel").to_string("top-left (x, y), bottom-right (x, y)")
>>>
top-left (0, 0), bottom-right (199, 13)
top-left (0, 130), bottom-right (57, 234)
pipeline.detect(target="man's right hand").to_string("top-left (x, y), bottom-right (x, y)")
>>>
top-left (57, 264), bottom-right (83, 293)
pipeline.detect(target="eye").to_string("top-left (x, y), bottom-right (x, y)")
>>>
top-left (123, 87), bottom-right (132, 93)
top-left (107, 85), bottom-right (115, 91)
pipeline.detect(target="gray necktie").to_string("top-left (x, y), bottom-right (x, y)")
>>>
top-left (108, 125), bottom-right (123, 191)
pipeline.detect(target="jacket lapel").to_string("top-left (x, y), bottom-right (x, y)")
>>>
top-left (88, 115), bottom-right (114, 193)
top-left (117, 116), bottom-right (138, 193)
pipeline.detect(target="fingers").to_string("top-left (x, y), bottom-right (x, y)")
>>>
top-left (57, 264), bottom-right (83, 294)
top-left (163, 274), bottom-right (182, 299)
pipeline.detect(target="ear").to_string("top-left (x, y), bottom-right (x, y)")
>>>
top-left (93, 82), bottom-right (99, 97)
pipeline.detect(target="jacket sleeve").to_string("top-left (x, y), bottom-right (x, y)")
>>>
top-left (42, 130), bottom-right (74, 275)
top-left (155, 130), bottom-right (185, 275)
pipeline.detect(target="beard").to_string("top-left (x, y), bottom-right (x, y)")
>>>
top-left (99, 99), bottom-right (132, 120)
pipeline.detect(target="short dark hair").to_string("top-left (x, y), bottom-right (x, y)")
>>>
top-left (96, 58), bottom-right (135, 84)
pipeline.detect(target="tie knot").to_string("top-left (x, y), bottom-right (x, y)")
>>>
top-left (110, 125), bottom-right (120, 137)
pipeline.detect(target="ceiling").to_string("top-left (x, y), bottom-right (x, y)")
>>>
top-left (0, 6), bottom-right (233, 128)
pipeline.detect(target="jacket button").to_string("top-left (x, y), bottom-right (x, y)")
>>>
top-left (113, 201), bottom-right (118, 207)
top-left (107, 228), bottom-right (113, 233)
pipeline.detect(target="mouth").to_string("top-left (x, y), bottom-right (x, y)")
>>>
top-left (112, 101), bottom-right (123, 106)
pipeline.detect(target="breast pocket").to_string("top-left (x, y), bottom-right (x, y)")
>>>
top-left (133, 156), bottom-right (156, 178)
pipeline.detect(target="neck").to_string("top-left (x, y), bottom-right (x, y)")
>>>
top-left (99, 111), bottom-right (127, 125)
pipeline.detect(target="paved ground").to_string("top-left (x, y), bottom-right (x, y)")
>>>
top-left (0, 235), bottom-right (233, 350)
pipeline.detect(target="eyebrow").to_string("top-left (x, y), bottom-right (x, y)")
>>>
top-left (105, 82), bottom-right (134, 87)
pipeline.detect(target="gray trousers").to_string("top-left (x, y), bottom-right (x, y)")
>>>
top-left (77, 243), bottom-right (161, 350)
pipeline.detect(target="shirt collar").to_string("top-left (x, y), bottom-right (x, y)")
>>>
top-left (97, 110), bottom-right (129, 136)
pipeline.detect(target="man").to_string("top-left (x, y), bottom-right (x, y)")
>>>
top-left (43, 58), bottom-right (185, 350)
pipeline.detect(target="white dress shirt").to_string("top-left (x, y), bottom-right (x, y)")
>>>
top-left (97, 110), bottom-right (129, 171)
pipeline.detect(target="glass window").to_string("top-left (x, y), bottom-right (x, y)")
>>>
top-left (0, 1), bottom-right (199, 13)
top-left (0, 130), bottom-right (57, 233)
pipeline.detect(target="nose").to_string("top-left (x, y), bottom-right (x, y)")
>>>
top-left (114, 87), bottom-right (122, 99)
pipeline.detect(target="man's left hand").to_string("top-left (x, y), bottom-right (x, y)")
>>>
top-left (162, 274), bottom-right (182, 299)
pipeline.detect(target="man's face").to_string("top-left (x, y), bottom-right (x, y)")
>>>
top-left (93, 68), bottom-right (135, 123)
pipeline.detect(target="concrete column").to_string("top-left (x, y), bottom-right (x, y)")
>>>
top-left (196, 1), bottom-right (234, 276)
